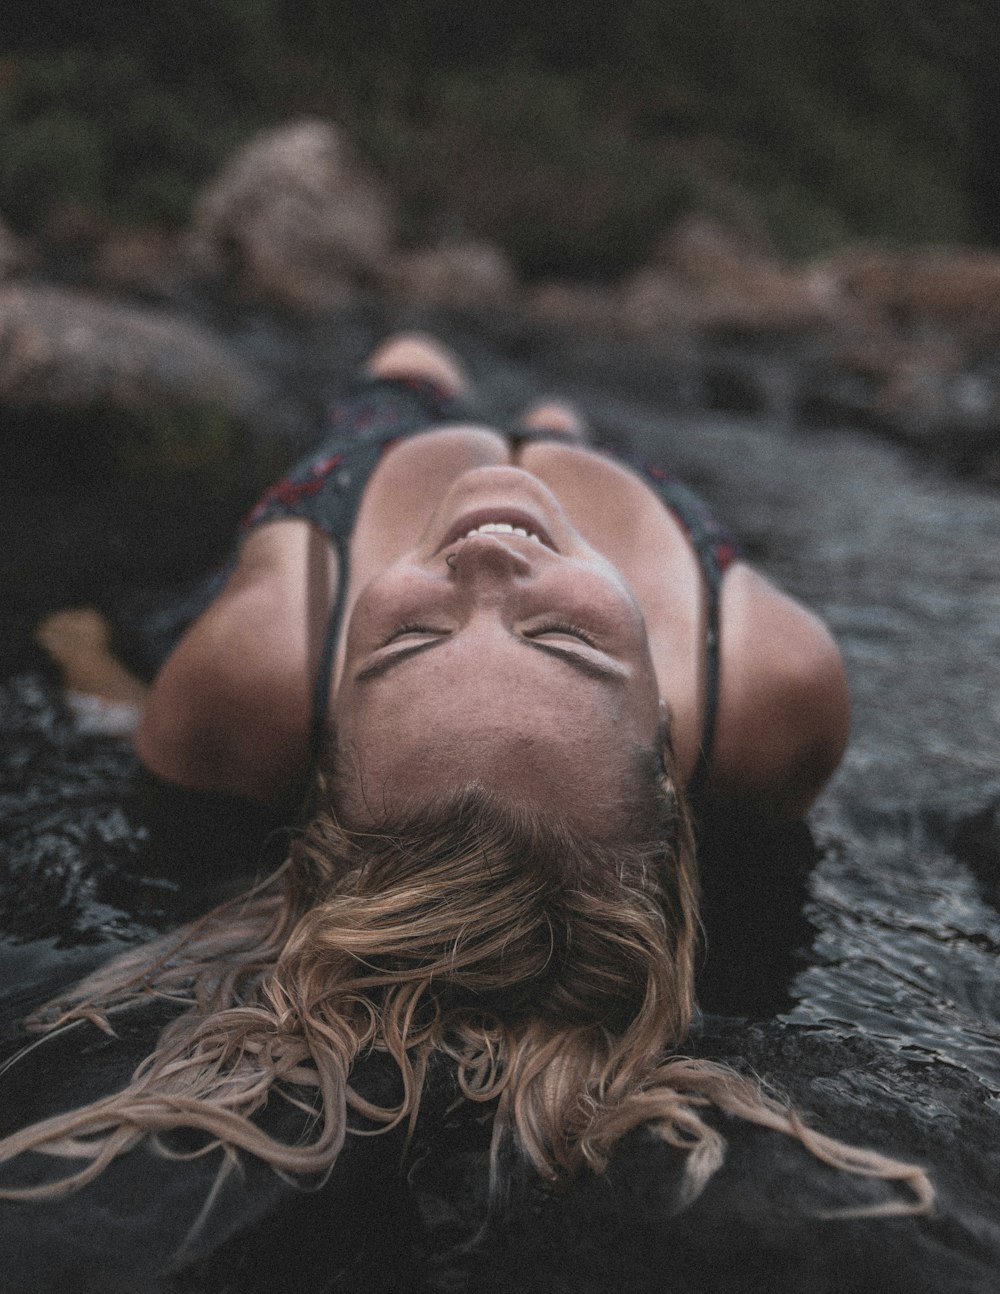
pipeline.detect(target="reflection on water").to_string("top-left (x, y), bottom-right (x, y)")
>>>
top-left (784, 811), bottom-right (1000, 1098)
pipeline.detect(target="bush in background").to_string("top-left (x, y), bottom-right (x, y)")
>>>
top-left (0, 0), bottom-right (988, 276)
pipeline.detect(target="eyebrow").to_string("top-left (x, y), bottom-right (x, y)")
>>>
top-left (354, 636), bottom-right (627, 685)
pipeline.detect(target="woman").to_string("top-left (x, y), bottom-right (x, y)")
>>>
top-left (135, 332), bottom-right (849, 819)
top-left (0, 334), bottom-right (926, 1218)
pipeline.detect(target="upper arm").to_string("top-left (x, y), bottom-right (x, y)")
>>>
top-left (710, 567), bottom-right (850, 818)
top-left (135, 611), bottom-right (313, 804)
top-left (135, 521), bottom-right (337, 804)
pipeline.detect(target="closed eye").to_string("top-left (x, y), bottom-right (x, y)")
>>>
top-left (529, 622), bottom-right (597, 647)
top-left (380, 622), bottom-right (448, 646)
top-left (356, 619), bottom-right (625, 686)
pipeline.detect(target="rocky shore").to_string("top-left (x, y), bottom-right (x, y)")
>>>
top-left (5, 119), bottom-right (1000, 483)
top-left (1, 120), bottom-right (999, 1291)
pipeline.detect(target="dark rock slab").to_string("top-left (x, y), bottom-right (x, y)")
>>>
top-left (0, 282), bottom-right (268, 417)
top-left (2, 303), bottom-right (999, 1289)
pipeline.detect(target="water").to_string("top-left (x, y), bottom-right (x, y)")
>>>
top-left (649, 409), bottom-right (1000, 1102)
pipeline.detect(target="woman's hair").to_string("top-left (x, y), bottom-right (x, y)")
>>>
top-left (0, 744), bottom-right (932, 1219)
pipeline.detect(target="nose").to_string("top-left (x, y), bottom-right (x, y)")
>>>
top-left (448, 532), bottom-right (533, 582)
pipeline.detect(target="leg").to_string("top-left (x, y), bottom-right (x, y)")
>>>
top-left (134, 518), bottom-right (337, 804)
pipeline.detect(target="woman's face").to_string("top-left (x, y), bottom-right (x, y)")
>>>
top-left (334, 466), bottom-right (663, 835)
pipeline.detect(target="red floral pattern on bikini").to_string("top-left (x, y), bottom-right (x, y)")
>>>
top-left (241, 452), bottom-right (345, 529)
top-left (240, 375), bottom-right (459, 533)
top-left (642, 461), bottom-right (740, 573)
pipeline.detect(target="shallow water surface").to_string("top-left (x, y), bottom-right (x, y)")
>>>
top-left (643, 409), bottom-right (1000, 1102)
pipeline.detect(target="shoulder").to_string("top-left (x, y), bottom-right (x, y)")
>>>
top-left (711, 565), bottom-right (850, 817)
top-left (134, 535), bottom-right (329, 804)
top-left (135, 632), bottom-right (313, 805)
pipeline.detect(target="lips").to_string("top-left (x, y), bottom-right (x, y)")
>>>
top-left (436, 507), bottom-right (557, 554)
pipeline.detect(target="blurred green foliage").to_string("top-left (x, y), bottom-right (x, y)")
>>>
top-left (0, 0), bottom-right (988, 273)
top-left (0, 48), bottom-right (243, 229)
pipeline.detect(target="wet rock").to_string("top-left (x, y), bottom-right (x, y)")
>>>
top-left (2, 302), bottom-right (1000, 1289)
top-left (0, 1018), bottom-right (417, 1294)
top-left (186, 119), bottom-right (394, 312)
top-left (942, 792), bottom-right (1000, 910)
top-left (426, 1120), bottom-right (998, 1293)
top-left (0, 285), bottom-right (277, 603)
top-left (0, 282), bottom-right (267, 419)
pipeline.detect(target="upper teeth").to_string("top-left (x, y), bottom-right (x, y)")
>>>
top-left (462, 522), bottom-right (542, 543)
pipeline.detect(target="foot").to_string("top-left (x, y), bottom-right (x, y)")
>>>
top-left (36, 609), bottom-right (148, 713)
top-left (516, 398), bottom-right (589, 444)
top-left (363, 332), bottom-right (471, 402)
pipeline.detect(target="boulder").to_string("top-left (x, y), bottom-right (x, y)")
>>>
top-left (186, 119), bottom-right (394, 312)
top-left (0, 282), bottom-right (267, 418)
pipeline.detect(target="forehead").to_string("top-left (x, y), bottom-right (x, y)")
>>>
top-left (335, 718), bottom-right (642, 839)
top-left (343, 666), bottom-right (630, 766)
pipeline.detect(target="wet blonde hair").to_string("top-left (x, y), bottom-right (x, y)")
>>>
top-left (0, 762), bottom-right (932, 1218)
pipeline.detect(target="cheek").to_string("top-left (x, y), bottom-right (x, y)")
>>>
top-left (583, 581), bottom-right (653, 668)
top-left (566, 558), bottom-right (646, 631)
top-left (347, 567), bottom-right (434, 647)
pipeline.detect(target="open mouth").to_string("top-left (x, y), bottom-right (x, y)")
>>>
top-left (436, 508), bottom-right (557, 554)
